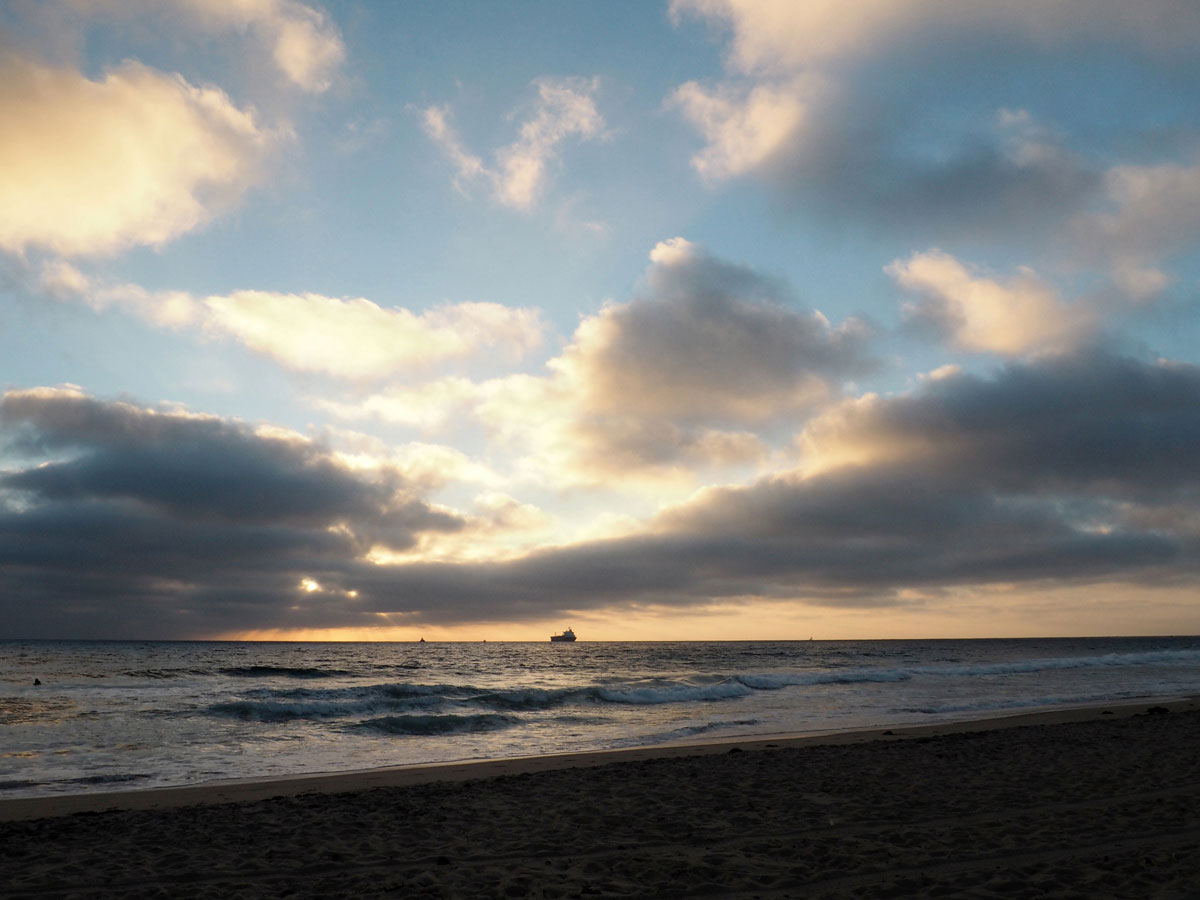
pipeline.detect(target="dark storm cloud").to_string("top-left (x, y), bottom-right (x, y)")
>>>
top-left (0, 499), bottom-right (362, 637)
top-left (764, 91), bottom-right (1103, 243)
top-left (808, 350), bottom-right (1200, 496)
top-left (370, 350), bottom-right (1200, 622)
top-left (3, 349), bottom-right (1199, 637)
top-left (0, 389), bottom-right (463, 638)
top-left (0, 389), bottom-right (461, 537)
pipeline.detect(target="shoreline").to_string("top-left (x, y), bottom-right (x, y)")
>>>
top-left (4, 697), bottom-right (1198, 898)
top-left (4, 695), bottom-right (1194, 823)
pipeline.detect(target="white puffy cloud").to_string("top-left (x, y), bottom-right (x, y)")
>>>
top-left (314, 378), bottom-right (483, 431)
top-left (669, 76), bottom-right (818, 181)
top-left (887, 250), bottom-right (1092, 356)
top-left (422, 77), bottom-right (604, 210)
top-left (42, 268), bottom-right (545, 380)
top-left (77, 0), bottom-right (346, 92)
top-left (202, 292), bottom-right (544, 379)
top-left (0, 54), bottom-right (275, 257)
top-left (40, 261), bottom-right (202, 329)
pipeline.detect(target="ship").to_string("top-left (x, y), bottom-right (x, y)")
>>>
top-left (550, 627), bottom-right (576, 642)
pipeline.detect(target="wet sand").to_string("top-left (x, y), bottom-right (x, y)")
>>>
top-left (2, 699), bottom-right (1198, 898)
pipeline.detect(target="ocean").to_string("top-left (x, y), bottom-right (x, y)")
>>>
top-left (2, 636), bottom-right (1198, 799)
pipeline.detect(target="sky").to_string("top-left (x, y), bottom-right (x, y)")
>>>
top-left (2, 0), bottom-right (1200, 641)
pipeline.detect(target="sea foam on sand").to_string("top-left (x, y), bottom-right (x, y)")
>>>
top-left (2, 699), bottom-right (1198, 899)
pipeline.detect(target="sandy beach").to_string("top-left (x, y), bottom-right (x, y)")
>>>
top-left (2, 699), bottom-right (1198, 898)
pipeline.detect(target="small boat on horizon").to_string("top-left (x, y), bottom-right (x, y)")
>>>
top-left (550, 628), bottom-right (576, 642)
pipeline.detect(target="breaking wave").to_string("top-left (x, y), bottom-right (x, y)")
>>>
top-left (219, 665), bottom-right (354, 679)
top-left (355, 713), bottom-right (521, 736)
top-left (201, 647), bottom-right (1200, 726)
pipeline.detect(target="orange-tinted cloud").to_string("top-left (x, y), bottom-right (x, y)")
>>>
top-left (41, 266), bottom-right (545, 379)
top-left (888, 249), bottom-right (1092, 355)
top-left (0, 54), bottom-right (275, 257)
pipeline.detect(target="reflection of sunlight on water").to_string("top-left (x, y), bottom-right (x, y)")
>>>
top-left (0, 696), bottom-right (77, 726)
top-left (2, 750), bottom-right (41, 759)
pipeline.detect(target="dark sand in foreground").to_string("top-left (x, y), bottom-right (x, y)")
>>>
top-left (2, 700), bottom-right (1198, 898)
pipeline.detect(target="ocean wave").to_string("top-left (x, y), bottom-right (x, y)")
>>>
top-left (354, 713), bottom-right (521, 736)
top-left (0, 780), bottom-right (45, 792)
top-left (0, 773), bottom-right (152, 792)
top-left (207, 693), bottom-right (444, 722)
top-left (201, 647), bottom-right (1200, 725)
top-left (670, 718), bottom-right (761, 738)
top-left (736, 670), bottom-right (912, 689)
top-left (595, 680), bottom-right (754, 704)
top-left (473, 679), bottom-right (758, 708)
top-left (470, 686), bottom-right (590, 710)
top-left (919, 648), bottom-right (1200, 678)
top-left (120, 668), bottom-right (210, 679)
top-left (63, 773), bottom-right (154, 786)
top-left (736, 648), bottom-right (1200, 691)
top-left (209, 677), bottom-right (770, 719)
top-left (219, 665), bottom-right (354, 679)
top-left (241, 682), bottom-right (464, 703)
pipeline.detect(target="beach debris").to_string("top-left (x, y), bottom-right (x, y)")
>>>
top-left (1147, 705), bottom-right (1170, 715)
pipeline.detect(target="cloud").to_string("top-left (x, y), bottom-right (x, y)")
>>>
top-left (666, 1), bottom-right (1199, 250)
top-left (887, 249), bottom-right (1093, 355)
top-left (553, 238), bottom-right (874, 424)
top-left (644, 349), bottom-right (1200, 595)
top-left (421, 106), bottom-right (487, 188)
top-left (4, 352), bottom-right (1198, 637)
top-left (0, 388), bottom-right (465, 636)
top-left (674, 78), bottom-right (1099, 243)
top-left (202, 292), bottom-right (544, 379)
top-left (41, 266), bottom-right (545, 379)
top-left (326, 239), bottom-right (877, 485)
top-left (0, 54), bottom-right (276, 257)
top-left (422, 77), bottom-right (604, 210)
top-left (669, 1), bottom-right (1200, 75)
top-left (0, 387), bottom-right (458, 539)
top-left (255, 0), bottom-right (345, 92)
top-left (78, 0), bottom-right (346, 92)
top-left (669, 76), bottom-right (819, 181)
top-left (1072, 157), bottom-right (1200, 300)
top-left (794, 350), bottom-right (1200, 498)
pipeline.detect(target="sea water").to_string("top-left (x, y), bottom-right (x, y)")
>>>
top-left (2, 636), bottom-right (1198, 799)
